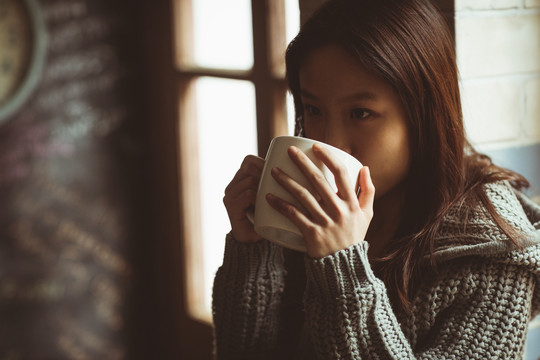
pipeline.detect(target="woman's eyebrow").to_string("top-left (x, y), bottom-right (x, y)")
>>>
top-left (300, 89), bottom-right (378, 102)
top-left (300, 89), bottom-right (318, 100)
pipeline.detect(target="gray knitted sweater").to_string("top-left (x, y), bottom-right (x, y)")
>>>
top-left (212, 181), bottom-right (540, 359)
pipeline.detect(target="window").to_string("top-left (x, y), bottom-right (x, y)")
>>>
top-left (173, 0), bottom-right (300, 324)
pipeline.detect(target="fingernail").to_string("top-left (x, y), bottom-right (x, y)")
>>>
top-left (289, 146), bottom-right (298, 154)
top-left (271, 167), bottom-right (280, 176)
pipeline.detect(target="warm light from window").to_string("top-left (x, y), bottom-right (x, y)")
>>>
top-left (286, 0), bottom-right (300, 45)
top-left (286, 0), bottom-right (300, 135)
top-left (194, 77), bottom-right (257, 313)
top-left (192, 0), bottom-right (253, 70)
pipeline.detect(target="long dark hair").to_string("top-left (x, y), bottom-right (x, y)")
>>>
top-left (285, 0), bottom-right (529, 312)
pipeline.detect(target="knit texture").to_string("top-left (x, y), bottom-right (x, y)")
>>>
top-left (212, 181), bottom-right (540, 359)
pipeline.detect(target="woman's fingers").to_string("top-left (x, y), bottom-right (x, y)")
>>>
top-left (225, 155), bottom-right (264, 194)
top-left (357, 166), bottom-right (375, 213)
top-left (270, 167), bottom-right (330, 224)
top-left (227, 188), bottom-right (257, 220)
top-left (223, 156), bottom-right (262, 215)
top-left (312, 143), bottom-right (356, 202)
top-left (225, 174), bottom-right (260, 200)
top-left (287, 146), bottom-right (341, 215)
top-left (265, 149), bottom-right (375, 258)
top-left (223, 155), bottom-right (265, 243)
top-left (266, 193), bottom-right (314, 233)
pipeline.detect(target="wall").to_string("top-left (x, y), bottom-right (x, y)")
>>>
top-left (456, 0), bottom-right (540, 200)
top-left (456, 1), bottom-right (540, 358)
top-left (0, 1), bottom-right (153, 358)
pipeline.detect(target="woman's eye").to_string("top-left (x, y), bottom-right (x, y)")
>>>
top-left (304, 104), bottom-right (321, 116)
top-left (350, 109), bottom-right (370, 119)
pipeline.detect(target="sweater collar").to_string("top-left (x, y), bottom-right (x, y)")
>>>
top-left (427, 181), bottom-right (540, 263)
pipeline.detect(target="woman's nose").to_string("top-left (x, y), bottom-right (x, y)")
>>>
top-left (324, 122), bottom-right (352, 154)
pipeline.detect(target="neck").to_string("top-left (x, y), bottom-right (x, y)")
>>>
top-left (365, 182), bottom-right (407, 259)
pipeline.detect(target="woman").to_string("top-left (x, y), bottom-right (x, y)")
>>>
top-left (213, 0), bottom-right (540, 358)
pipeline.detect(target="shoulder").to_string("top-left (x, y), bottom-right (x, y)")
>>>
top-left (407, 246), bottom-right (540, 348)
top-left (484, 181), bottom-right (540, 231)
top-left (410, 182), bottom-right (540, 334)
top-left (430, 181), bottom-right (540, 262)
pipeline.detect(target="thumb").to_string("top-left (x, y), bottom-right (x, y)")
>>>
top-left (357, 166), bottom-right (375, 210)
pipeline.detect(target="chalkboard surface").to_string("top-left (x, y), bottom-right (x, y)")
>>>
top-left (0, 0), bottom-right (148, 358)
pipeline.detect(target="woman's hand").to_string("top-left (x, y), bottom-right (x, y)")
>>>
top-left (223, 155), bottom-right (265, 243)
top-left (266, 144), bottom-right (375, 259)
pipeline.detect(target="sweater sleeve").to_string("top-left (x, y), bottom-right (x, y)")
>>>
top-left (303, 241), bottom-right (536, 359)
top-left (212, 233), bottom-right (286, 360)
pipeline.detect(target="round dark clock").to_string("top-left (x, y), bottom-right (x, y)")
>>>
top-left (0, 0), bottom-right (47, 125)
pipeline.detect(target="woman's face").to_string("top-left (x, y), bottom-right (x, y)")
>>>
top-left (299, 44), bottom-right (411, 199)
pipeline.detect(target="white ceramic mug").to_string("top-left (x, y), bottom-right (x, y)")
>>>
top-left (248, 136), bottom-right (363, 252)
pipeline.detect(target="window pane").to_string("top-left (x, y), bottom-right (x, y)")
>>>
top-left (285, 0), bottom-right (300, 45)
top-left (287, 91), bottom-right (296, 136)
top-left (286, 0), bottom-right (300, 136)
top-left (192, 0), bottom-right (253, 70)
top-left (195, 77), bottom-right (257, 314)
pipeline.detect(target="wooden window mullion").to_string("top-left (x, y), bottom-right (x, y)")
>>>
top-left (252, 0), bottom-right (288, 157)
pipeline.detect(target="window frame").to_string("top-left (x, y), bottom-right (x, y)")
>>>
top-left (173, 0), bottom-right (291, 326)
